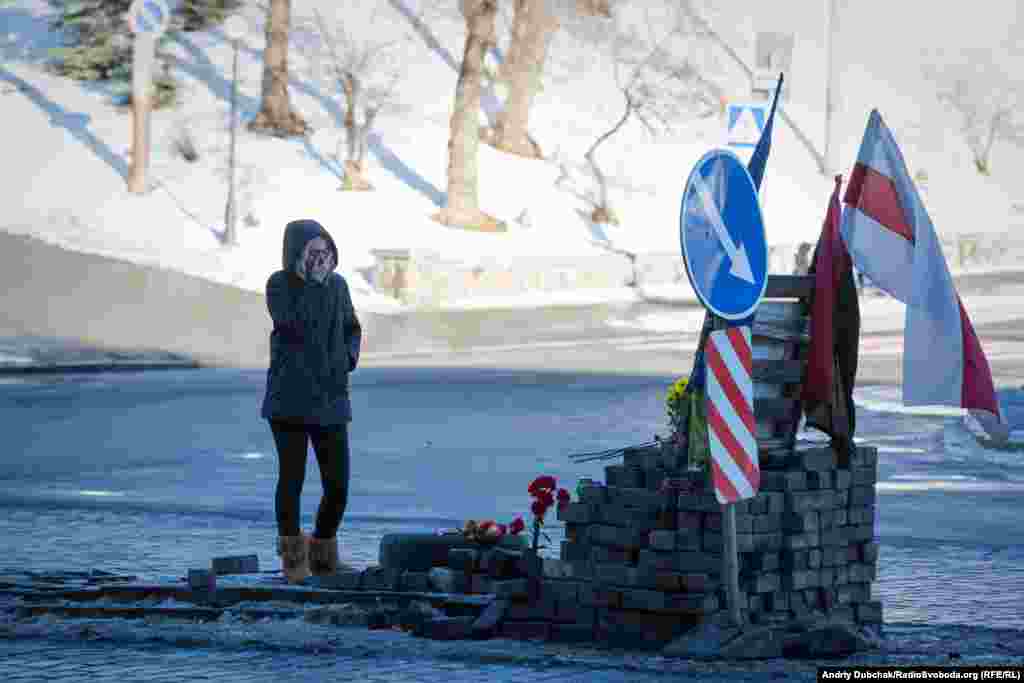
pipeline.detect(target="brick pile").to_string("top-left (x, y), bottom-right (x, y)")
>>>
top-left (494, 442), bottom-right (881, 648)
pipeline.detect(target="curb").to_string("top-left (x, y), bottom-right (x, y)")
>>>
top-left (0, 360), bottom-right (201, 376)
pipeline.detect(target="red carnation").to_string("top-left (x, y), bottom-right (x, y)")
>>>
top-left (556, 488), bottom-right (571, 508)
top-left (528, 475), bottom-right (557, 496)
top-left (496, 523), bottom-right (507, 537)
top-left (531, 498), bottom-right (549, 518)
top-left (509, 517), bottom-right (525, 535)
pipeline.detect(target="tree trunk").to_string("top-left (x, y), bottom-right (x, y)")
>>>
top-left (249, 0), bottom-right (309, 137)
top-left (342, 109), bottom-right (375, 191)
top-left (492, 0), bottom-right (558, 159)
top-left (584, 93), bottom-right (632, 224)
top-left (435, 0), bottom-right (504, 231)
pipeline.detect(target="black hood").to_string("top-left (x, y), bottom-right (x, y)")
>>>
top-left (282, 219), bottom-right (338, 279)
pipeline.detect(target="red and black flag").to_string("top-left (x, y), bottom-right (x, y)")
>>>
top-left (803, 175), bottom-right (861, 463)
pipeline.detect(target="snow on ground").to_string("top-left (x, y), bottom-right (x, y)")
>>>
top-left (0, 0), bottom-right (1022, 315)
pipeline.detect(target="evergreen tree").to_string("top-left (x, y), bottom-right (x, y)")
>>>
top-left (47, 0), bottom-right (242, 109)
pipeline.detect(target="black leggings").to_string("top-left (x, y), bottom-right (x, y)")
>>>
top-left (268, 420), bottom-right (350, 539)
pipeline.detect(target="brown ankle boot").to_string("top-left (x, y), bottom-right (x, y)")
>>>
top-left (308, 536), bottom-right (354, 576)
top-left (277, 534), bottom-right (310, 584)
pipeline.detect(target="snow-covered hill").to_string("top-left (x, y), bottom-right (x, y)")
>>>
top-left (0, 0), bottom-right (1020, 313)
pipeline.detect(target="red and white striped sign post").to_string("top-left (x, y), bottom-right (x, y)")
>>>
top-left (705, 324), bottom-right (760, 625)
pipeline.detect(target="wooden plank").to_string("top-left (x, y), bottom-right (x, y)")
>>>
top-left (765, 275), bottom-right (813, 299)
top-left (754, 398), bottom-right (798, 421)
top-left (752, 322), bottom-right (810, 344)
top-left (753, 360), bottom-right (805, 384)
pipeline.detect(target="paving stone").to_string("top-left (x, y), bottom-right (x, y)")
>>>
top-left (548, 622), bottom-right (596, 643)
top-left (786, 491), bottom-right (834, 513)
top-left (621, 588), bottom-right (667, 611)
top-left (753, 514), bottom-right (783, 533)
top-left (834, 470), bottom-right (853, 490)
top-left (506, 598), bottom-right (555, 621)
top-left (187, 569), bottom-right (215, 591)
top-left (676, 530), bottom-right (702, 551)
top-left (557, 502), bottom-right (598, 524)
top-left (741, 551), bottom-right (781, 574)
top-left (310, 570), bottom-right (362, 590)
top-left (702, 531), bottom-right (723, 554)
top-left (851, 446), bottom-right (878, 468)
top-left (470, 598), bottom-right (508, 638)
top-left (677, 493), bottom-right (721, 513)
top-left (834, 509), bottom-right (849, 526)
top-left (419, 615), bottom-right (476, 640)
top-left (591, 545), bottom-right (631, 565)
top-left (579, 584), bottom-right (622, 608)
top-left (542, 558), bottom-right (591, 581)
top-left (470, 574), bottom-right (494, 595)
top-left (211, 555), bottom-right (259, 576)
top-left (447, 548), bottom-right (479, 573)
top-left (848, 563), bottom-right (877, 583)
top-left (760, 471), bottom-right (807, 492)
top-left (487, 548), bottom-right (524, 579)
top-left (819, 567), bottom-right (836, 587)
top-left (856, 601), bottom-right (884, 624)
top-left (649, 530), bottom-right (676, 551)
top-left (492, 579), bottom-right (530, 599)
top-left (782, 550), bottom-right (809, 571)
top-left (783, 511), bottom-right (819, 533)
top-left (821, 528), bottom-right (845, 548)
top-left (606, 465), bottom-right (645, 489)
top-left (501, 620), bottom-right (552, 641)
top-left (860, 542), bottom-right (880, 563)
top-left (849, 486), bottom-right (877, 508)
top-left (662, 620), bottom-right (742, 659)
top-left (745, 572), bottom-right (781, 594)
top-left (677, 511), bottom-right (703, 530)
top-left (848, 506), bottom-right (875, 525)
top-left (578, 484), bottom-right (608, 505)
top-left (428, 567), bottom-right (469, 594)
top-left (806, 471), bottom-right (834, 490)
top-left (818, 510), bottom-right (836, 528)
top-left (362, 566), bottom-right (400, 591)
top-left (809, 549), bottom-right (823, 569)
top-left (783, 570), bottom-right (819, 591)
top-left (783, 532), bottom-right (820, 550)
top-left (555, 601), bottom-right (596, 626)
top-left (398, 571), bottom-right (431, 593)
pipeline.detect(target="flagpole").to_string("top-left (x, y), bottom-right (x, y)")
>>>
top-left (823, 0), bottom-right (839, 176)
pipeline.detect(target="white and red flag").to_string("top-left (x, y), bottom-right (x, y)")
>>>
top-left (840, 109), bottom-right (1005, 439)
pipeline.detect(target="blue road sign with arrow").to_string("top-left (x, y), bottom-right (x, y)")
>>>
top-left (679, 149), bottom-right (768, 320)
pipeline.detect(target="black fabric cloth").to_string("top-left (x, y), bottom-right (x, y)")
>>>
top-left (269, 419), bottom-right (351, 538)
top-left (260, 219), bottom-right (362, 425)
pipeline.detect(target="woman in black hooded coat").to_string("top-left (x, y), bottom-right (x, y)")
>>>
top-left (261, 219), bottom-right (362, 584)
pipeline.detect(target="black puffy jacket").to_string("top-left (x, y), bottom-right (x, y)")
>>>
top-left (260, 219), bottom-right (362, 425)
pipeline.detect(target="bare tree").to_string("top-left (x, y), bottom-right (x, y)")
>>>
top-left (489, 0), bottom-right (560, 158)
top-left (923, 49), bottom-right (1024, 175)
top-left (249, 0), bottom-right (309, 137)
top-left (434, 0), bottom-right (504, 232)
top-left (303, 8), bottom-right (405, 190)
top-left (569, 3), bottom-right (720, 225)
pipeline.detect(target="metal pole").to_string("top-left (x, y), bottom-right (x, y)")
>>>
top-left (722, 502), bottom-right (742, 626)
top-left (224, 41), bottom-right (239, 246)
top-left (823, 0), bottom-right (838, 176)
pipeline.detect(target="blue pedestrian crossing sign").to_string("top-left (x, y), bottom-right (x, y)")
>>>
top-left (679, 149), bottom-right (768, 320)
top-left (727, 103), bottom-right (767, 148)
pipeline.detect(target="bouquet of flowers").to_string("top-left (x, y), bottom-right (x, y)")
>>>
top-left (526, 475), bottom-right (571, 552)
top-left (462, 516), bottom-right (526, 545)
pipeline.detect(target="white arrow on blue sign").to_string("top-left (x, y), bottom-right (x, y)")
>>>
top-left (679, 149), bottom-right (768, 320)
top-left (128, 0), bottom-right (171, 35)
